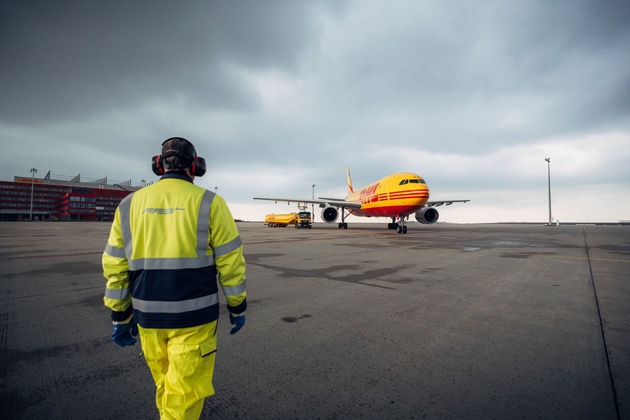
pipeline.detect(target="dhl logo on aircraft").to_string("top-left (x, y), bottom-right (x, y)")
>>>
top-left (358, 183), bottom-right (381, 203)
top-left (254, 168), bottom-right (469, 234)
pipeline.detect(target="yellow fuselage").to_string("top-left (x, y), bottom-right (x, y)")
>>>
top-left (346, 172), bottom-right (430, 218)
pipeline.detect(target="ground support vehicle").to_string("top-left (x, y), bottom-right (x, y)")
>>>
top-left (265, 211), bottom-right (312, 228)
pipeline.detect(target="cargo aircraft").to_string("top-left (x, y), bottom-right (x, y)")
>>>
top-left (253, 168), bottom-right (469, 234)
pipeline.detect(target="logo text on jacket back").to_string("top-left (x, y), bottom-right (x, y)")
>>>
top-left (143, 207), bottom-right (185, 215)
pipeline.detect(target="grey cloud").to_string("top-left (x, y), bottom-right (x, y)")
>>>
top-left (305, 0), bottom-right (630, 154)
top-left (0, 0), bottom-right (345, 123)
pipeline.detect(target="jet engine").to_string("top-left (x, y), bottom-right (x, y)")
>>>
top-left (415, 207), bottom-right (439, 224)
top-left (321, 206), bottom-right (339, 223)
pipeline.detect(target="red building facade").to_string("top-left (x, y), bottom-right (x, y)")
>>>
top-left (0, 175), bottom-right (142, 221)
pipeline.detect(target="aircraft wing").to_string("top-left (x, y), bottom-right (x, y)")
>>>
top-left (426, 199), bottom-right (470, 207)
top-left (253, 197), bottom-right (362, 210)
top-left (319, 197), bottom-right (470, 209)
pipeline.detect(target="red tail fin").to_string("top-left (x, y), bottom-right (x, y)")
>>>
top-left (346, 167), bottom-right (354, 193)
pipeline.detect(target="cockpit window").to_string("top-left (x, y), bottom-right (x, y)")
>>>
top-left (399, 178), bottom-right (426, 185)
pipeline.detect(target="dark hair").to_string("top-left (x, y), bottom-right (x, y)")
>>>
top-left (161, 137), bottom-right (196, 170)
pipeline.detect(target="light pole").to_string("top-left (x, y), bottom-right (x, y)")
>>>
top-left (545, 158), bottom-right (552, 225)
top-left (312, 184), bottom-right (316, 222)
top-left (30, 168), bottom-right (37, 221)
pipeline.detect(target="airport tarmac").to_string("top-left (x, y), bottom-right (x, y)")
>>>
top-left (0, 221), bottom-right (628, 419)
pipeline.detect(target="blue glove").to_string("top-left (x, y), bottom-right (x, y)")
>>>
top-left (229, 313), bottom-right (246, 335)
top-left (112, 319), bottom-right (138, 347)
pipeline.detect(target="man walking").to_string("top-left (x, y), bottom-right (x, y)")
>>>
top-left (103, 137), bottom-right (247, 419)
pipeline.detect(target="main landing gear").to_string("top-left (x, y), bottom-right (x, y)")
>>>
top-left (387, 216), bottom-right (408, 234)
top-left (338, 207), bottom-right (349, 229)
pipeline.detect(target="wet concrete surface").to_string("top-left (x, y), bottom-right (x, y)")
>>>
top-left (0, 222), bottom-right (628, 419)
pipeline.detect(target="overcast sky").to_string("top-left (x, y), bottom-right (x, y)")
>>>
top-left (1, 0), bottom-right (629, 223)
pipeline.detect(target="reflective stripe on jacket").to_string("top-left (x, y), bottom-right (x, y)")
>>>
top-left (102, 172), bottom-right (247, 328)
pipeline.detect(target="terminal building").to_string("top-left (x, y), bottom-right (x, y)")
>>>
top-left (0, 171), bottom-right (146, 222)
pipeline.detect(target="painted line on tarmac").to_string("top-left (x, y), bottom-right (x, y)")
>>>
top-left (551, 255), bottom-right (630, 264)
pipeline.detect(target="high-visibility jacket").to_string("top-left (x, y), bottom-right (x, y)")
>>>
top-left (102, 172), bottom-right (247, 328)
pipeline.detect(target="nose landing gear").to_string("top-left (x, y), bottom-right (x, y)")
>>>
top-left (389, 216), bottom-right (408, 234)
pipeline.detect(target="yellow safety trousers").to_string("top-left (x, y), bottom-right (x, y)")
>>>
top-left (139, 322), bottom-right (218, 420)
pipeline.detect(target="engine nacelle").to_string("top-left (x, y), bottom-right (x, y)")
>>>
top-left (321, 206), bottom-right (339, 223)
top-left (415, 207), bottom-right (439, 224)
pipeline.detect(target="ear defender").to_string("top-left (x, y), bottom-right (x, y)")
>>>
top-left (191, 156), bottom-right (206, 177)
top-left (151, 155), bottom-right (164, 176)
